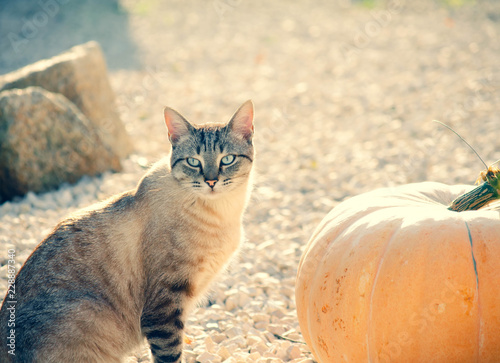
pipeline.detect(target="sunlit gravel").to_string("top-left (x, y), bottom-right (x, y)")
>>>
top-left (1, 1), bottom-right (499, 361)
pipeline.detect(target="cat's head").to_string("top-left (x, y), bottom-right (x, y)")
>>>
top-left (164, 100), bottom-right (254, 198)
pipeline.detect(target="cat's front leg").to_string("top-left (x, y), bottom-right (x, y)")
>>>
top-left (141, 307), bottom-right (185, 363)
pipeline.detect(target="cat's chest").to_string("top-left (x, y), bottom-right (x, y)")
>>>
top-left (185, 225), bottom-right (241, 297)
top-left (165, 196), bottom-right (246, 298)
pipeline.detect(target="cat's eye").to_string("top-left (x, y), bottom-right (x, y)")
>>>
top-left (186, 157), bottom-right (201, 167)
top-left (221, 155), bottom-right (236, 166)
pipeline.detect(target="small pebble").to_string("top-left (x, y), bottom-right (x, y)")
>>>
top-left (196, 351), bottom-right (222, 363)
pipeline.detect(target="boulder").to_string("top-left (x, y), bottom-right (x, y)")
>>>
top-left (0, 41), bottom-right (133, 158)
top-left (0, 87), bottom-right (122, 203)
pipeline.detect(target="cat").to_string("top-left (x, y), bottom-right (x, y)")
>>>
top-left (0, 100), bottom-right (255, 363)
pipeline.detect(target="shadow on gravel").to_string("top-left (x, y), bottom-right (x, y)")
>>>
top-left (0, 0), bottom-right (141, 74)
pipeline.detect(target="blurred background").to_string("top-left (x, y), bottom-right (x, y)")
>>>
top-left (1, 0), bottom-right (498, 190)
top-left (0, 0), bottom-right (140, 71)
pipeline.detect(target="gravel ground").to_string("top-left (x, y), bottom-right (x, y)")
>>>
top-left (1, 1), bottom-right (500, 362)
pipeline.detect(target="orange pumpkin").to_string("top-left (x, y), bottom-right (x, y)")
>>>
top-left (296, 182), bottom-right (500, 362)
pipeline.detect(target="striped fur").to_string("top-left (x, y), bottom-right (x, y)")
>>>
top-left (0, 101), bottom-right (255, 362)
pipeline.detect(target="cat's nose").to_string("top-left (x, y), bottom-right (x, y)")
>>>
top-left (205, 179), bottom-right (218, 188)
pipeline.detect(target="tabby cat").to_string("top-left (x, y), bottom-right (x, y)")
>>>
top-left (0, 100), bottom-right (255, 362)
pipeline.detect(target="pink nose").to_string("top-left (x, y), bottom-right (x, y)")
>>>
top-left (205, 179), bottom-right (218, 188)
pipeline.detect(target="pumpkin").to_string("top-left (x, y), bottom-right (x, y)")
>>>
top-left (296, 181), bottom-right (500, 362)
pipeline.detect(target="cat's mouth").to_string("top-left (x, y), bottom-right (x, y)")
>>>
top-left (193, 185), bottom-right (221, 198)
top-left (191, 178), bottom-right (238, 197)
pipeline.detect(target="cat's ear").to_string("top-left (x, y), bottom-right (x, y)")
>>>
top-left (228, 100), bottom-right (254, 141)
top-left (164, 107), bottom-right (194, 143)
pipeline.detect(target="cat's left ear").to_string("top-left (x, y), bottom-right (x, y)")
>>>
top-left (228, 100), bottom-right (254, 141)
top-left (164, 107), bottom-right (194, 144)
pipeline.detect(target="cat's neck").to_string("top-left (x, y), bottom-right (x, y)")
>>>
top-left (187, 181), bottom-right (251, 225)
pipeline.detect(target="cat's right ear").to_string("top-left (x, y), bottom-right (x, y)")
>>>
top-left (228, 100), bottom-right (254, 142)
top-left (164, 107), bottom-right (194, 144)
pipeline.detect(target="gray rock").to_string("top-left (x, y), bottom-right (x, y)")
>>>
top-left (0, 87), bottom-right (122, 203)
top-left (0, 41), bottom-right (133, 158)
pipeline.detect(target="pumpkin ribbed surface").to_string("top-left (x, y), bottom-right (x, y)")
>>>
top-left (296, 182), bottom-right (500, 362)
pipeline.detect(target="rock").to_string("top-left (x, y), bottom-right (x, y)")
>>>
top-left (0, 87), bottom-right (122, 202)
top-left (255, 321), bottom-right (269, 330)
top-left (263, 332), bottom-right (276, 343)
top-left (224, 336), bottom-right (246, 349)
top-left (250, 342), bottom-right (269, 355)
top-left (0, 41), bottom-right (133, 158)
top-left (237, 291), bottom-right (251, 308)
top-left (224, 295), bottom-right (238, 311)
top-left (248, 352), bottom-right (262, 360)
top-left (183, 350), bottom-right (197, 363)
top-left (246, 334), bottom-right (264, 347)
top-left (268, 324), bottom-right (286, 336)
top-left (205, 322), bottom-right (219, 330)
top-left (224, 326), bottom-right (243, 339)
top-left (204, 336), bottom-right (216, 353)
top-left (215, 346), bottom-right (230, 361)
top-left (196, 351), bottom-right (222, 363)
top-left (232, 351), bottom-right (252, 361)
top-left (287, 345), bottom-right (302, 360)
top-left (221, 343), bottom-right (238, 354)
top-left (211, 333), bottom-right (227, 344)
top-left (251, 313), bottom-right (270, 323)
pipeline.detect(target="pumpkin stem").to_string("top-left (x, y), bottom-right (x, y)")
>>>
top-left (448, 180), bottom-right (499, 212)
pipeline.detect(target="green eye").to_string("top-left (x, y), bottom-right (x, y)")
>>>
top-left (221, 155), bottom-right (236, 166)
top-left (186, 157), bottom-right (201, 167)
